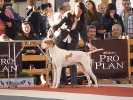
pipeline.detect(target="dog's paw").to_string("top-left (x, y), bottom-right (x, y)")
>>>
top-left (94, 85), bottom-right (98, 88)
top-left (54, 85), bottom-right (58, 89)
top-left (86, 85), bottom-right (91, 88)
top-left (50, 85), bottom-right (55, 89)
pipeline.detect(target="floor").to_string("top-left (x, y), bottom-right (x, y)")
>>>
top-left (0, 84), bottom-right (133, 100)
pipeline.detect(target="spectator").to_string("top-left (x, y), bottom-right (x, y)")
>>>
top-left (54, 5), bottom-right (67, 23)
top-left (98, 4), bottom-right (106, 16)
top-left (85, 0), bottom-right (105, 39)
top-left (26, 0), bottom-right (41, 39)
top-left (87, 25), bottom-right (97, 40)
top-left (0, 0), bottom-right (16, 39)
top-left (53, 5), bottom-right (67, 37)
top-left (63, 2), bottom-right (71, 11)
top-left (6, 6), bottom-right (24, 33)
top-left (106, 24), bottom-right (122, 40)
top-left (58, 5), bottom-right (67, 15)
top-left (103, 3), bottom-right (124, 38)
top-left (47, 3), bottom-right (55, 27)
top-left (120, 0), bottom-right (133, 38)
top-left (40, 4), bottom-right (50, 39)
top-left (15, 21), bottom-right (43, 85)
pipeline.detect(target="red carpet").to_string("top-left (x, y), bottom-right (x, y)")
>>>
top-left (7, 85), bottom-right (133, 97)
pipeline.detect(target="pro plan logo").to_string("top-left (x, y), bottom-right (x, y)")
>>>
top-left (0, 58), bottom-right (19, 72)
top-left (95, 51), bottom-right (125, 70)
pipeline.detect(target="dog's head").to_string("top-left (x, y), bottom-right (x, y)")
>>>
top-left (41, 38), bottom-right (55, 49)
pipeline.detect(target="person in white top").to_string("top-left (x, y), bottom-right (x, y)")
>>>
top-left (54, 5), bottom-right (67, 37)
top-left (47, 3), bottom-right (55, 27)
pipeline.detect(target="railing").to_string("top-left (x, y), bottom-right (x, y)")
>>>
top-left (21, 42), bottom-right (51, 86)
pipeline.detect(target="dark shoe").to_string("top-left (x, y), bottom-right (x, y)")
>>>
top-left (72, 84), bottom-right (79, 88)
top-left (58, 84), bottom-right (65, 88)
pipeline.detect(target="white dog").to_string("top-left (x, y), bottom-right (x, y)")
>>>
top-left (41, 38), bottom-right (103, 88)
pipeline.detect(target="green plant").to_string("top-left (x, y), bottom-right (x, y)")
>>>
top-left (33, 75), bottom-right (37, 84)
top-left (18, 72), bottom-right (30, 77)
top-left (17, 72), bottom-right (37, 84)
top-left (0, 74), bottom-right (7, 78)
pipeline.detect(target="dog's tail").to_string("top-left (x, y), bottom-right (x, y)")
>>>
top-left (87, 48), bottom-right (103, 55)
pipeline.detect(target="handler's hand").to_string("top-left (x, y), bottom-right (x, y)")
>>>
top-left (87, 43), bottom-right (97, 51)
top-left (49, 28), bottom-right (54, 35)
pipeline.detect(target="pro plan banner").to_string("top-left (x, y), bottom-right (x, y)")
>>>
top-left (0, 42), bottom-right (22, 74)
top-left (91, 40), bottom-right (128, 79)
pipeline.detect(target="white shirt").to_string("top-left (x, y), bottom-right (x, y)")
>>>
top-left (63, 17), bottom-right (80, 43)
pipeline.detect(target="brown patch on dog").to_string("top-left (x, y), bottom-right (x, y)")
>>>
top-left (44, 39), bottom-right (55, 47)
top-left (65, 53), bottom-right (73, 61)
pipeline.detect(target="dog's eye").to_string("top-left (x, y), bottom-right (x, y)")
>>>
top-left (44, 41), bottom-right (46, 43)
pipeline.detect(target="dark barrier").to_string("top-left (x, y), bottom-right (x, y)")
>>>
top-left (0, 42), bottom-right (22, 74)
top-left (91, 40), bottom-right (128, 79)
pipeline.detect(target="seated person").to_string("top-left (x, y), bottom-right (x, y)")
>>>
top-left (78, 25), bottom-right (97, 52)
top-left (15, 21), bottom-right (44, 85)
top-left (87, 25), bottom-right (97, 41)
top-left (106, 24), bottom-right (122, 40)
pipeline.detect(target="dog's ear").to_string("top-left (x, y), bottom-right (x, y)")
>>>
top-left (44, 39), bottom-right (55, 47)
top-left (50, 39), bottom-right (55, 47)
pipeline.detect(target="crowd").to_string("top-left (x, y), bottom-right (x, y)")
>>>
top-left (0, 0), bottom-right (133, 86)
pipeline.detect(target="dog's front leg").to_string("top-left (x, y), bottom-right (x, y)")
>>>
top-left (50, 64), bottom-right (57, 89)
top-left (54, 67), bottom-right (62, 88)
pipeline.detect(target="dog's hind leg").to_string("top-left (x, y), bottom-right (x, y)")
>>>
top-left (89, 71), bottom-right (98, 88)
top-left (82, 63), bottom-right (98, 88)
top-left (78, 63), bottom-right (91, 88)
top-left (86, 67), bottom-right (98, 88)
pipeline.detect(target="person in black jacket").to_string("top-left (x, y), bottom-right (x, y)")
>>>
top-left (26, 0), bottom-right (42, 39)
top-left (15, 21), bottom-right (42, 85)
top-left (40, 4), bottom-right (50, 39)
top-left (103, 3), bottom-right (125, 38)
top-left (49, 2), bottom-right (97, 88)
top-left (6, 6), bottom-right (25, 33)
